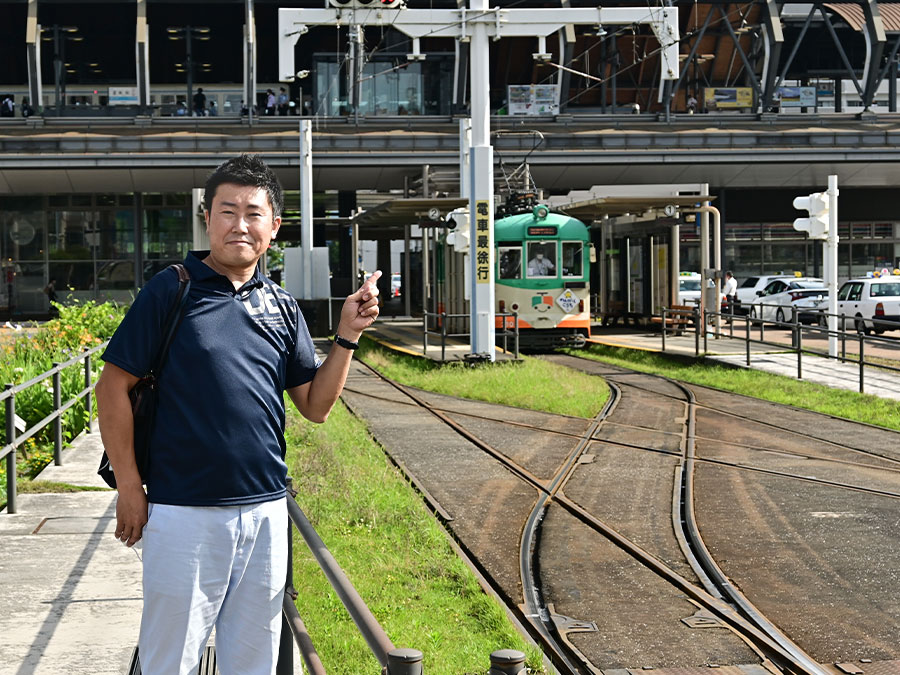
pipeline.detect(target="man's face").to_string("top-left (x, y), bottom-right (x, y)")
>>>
top-left (205, 183), bottom-right (280, 270)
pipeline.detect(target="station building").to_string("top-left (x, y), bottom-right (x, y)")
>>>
top-left (2, 0), bottom-right (900, 322)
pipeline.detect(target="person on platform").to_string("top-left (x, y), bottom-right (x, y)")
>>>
top-left (95, 154), bottom-right (381, 675)
top-left (722, 270), bottom-right (738, 316)
top-left (192, 88), bottom-right (207, 117)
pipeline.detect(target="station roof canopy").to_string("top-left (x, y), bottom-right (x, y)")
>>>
top-left (352, 197), bottom-right (468, 236)
top-left (555, 195), bottom-right (717, 222)
top-left (823, 3), bottom-right (900, 32)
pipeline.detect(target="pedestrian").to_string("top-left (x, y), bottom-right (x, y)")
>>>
top-left (265, 88), bottom-right (276, 116)
top-left (1, 94), bottom-right (14, 117)
top-left (21, 96), bottom-right (33, 118)
top-left (277, 87), bottom-right (288, 116)
top-left (44, 278), bottom-right (58, 305)
top-left (686, 94), bottom-right (698, 114)
top-left (94, 153), bottom-right (381, 675)
top-left (722, 270), bottom-right (738, 317)
top-left (208, 100), bottom-right (217, 116)
top-left (192, 87), bottom-right (207, 116)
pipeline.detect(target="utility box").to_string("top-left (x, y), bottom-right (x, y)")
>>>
top-left (283, 246), bottom-right (330, 300)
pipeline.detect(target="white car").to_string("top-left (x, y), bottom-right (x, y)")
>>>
top-left (831, 277), bottom-right (900, 334)
top-left (677, 272), bottom-right (701, 305)
top-left (748, 277), bottom-right (826, 324)
top-left (735, 275), bottom-right (794, 306)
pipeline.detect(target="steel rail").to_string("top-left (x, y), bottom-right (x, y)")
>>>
top-left (559, 353), bottom-right (900, 467)
top-left (669, 377), bottom-right (829, 675)
top-left (518, 383), bottom-right (619, 675)
top-left (343, 381), bottom-right (900, 500)
top-left (350, 357), bottom-right (825, 673)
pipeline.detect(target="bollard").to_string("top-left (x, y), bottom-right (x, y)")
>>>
top-left (441, 312), bottom-right (447, 362)
top-left (489, 649), bottom-right (526, 675)
top-left (745, 314), bottom-right (751, 366)
top-left (53, 364), bottom-right (63, 465)
top-left (859, 336), bottom-right (865, 394)
top-left (693, 308), bottom-right (700, 356)
top-left (796, 319), bottom-right (802, 380)
top-left (703, 311), bottom-right (708, 353)
top-left (386, 647), bottom-right (423, 675)
top-left (661, 308), bottom-right (667, 352)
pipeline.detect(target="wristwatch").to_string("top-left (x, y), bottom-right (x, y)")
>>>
top-left (333, 334), bottom-right (359, 351)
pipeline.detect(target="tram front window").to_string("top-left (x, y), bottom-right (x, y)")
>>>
top-left (499, 246), bottom-right (522, 279)
top-left (562, 241), bottom-right (583, 277)
top-left (527, 242), bottom-right (556, 277)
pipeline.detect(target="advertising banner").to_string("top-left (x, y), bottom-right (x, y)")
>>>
top-left (776, 86), bottom-right (816, 107)
top-left (507, 85), bottom-right (559, 115)
top-left (703, 87), bottom-right (753, 110)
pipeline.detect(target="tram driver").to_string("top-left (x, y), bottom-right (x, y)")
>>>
top-left (528, 243), bottom-right (556, 277)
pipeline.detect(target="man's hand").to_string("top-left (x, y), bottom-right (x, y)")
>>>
top-left (115, 482), bottom-right (148, 547)
top-left (338, 271), bottom-right (381, 340)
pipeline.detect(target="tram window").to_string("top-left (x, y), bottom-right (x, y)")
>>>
top-left (561, 241), bottom-right (583, 277)
top-left (499, 246), bottom-right (522, 279)
top-left (527, 242), bottom-right (557, 277)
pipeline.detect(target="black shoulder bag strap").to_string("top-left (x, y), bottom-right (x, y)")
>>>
top-left (149, 264), bottom-right (192, 378)
top-left (97, 264), bottom-right (191, 488)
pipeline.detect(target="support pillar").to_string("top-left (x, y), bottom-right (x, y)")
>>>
top-left (244, 0), bottom-right (257, 125)
top-left (136, 0), bottom-right (150, 109)
top-left (299, 120), bottom-right (314, 299)
top-left (26, 0), bottom-right (42, 113)
top-left (468, 0), bottom-right (495, 359)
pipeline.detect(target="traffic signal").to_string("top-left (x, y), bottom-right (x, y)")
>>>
top-left (329, 0), bottom-right (405, 8)
top-left (792, 192), bottom-right (829, 239)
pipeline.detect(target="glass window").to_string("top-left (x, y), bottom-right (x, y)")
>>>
top-left (838, 282), bottom-right (853, 301)
top-left (873, 223), bottom-right (893, 239)
top-left (871, 282), bottom-right (900, 297)
top-left (852, 223), bottom-right (872, 239)
top-left (498, 246), bottom-right (522, 279)
top-left (1, 210), bottom-right (44, 261)
top-left (95, 260), bottom-right (135, 290)
top-left (740, 277), bottom-right (759, 289)
top-left (847, 283), bottom-right (863, 301)
top-left (143, 208), bottom-right (190, 282)
top-left (526, 242), bottom-right (556, 278)
top-left (561, 241), bottom-right (583, 278)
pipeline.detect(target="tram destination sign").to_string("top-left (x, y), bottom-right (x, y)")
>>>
top-left (528, 226), bottom-right (558, 236)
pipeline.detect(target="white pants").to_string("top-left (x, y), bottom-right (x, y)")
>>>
top-left (138, 498), bottom-right (288, 675)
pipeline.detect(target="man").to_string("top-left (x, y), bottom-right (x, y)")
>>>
top-left (528, 249), bottom-right (555, 276)
top-left (722, 270), bottom-right (738, 316)
top-left (95, 154), bottom-right (380, 674)
top-left (277, 87), bottom-right (289, 116)
top-left (192, 87), bottom-right (207, 116)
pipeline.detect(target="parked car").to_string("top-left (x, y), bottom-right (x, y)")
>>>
top-left (748, 277), bottom-right (826, 324)
top-left (735, 274), bottom-right (794, 306)
top-left (823, 276), bottom-right (900, 334)
top-left (390, 273), bottom-right (402, 298)
top-left (677, 272), bottom-right (701, 306)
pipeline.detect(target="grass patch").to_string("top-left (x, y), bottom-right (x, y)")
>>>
top-left (570, 344), bottom-right (900, 432)
top-left (285, 401), bottom-right (545, 674)
top-left (16, 480), bottom-right (111, 494)
top-left (360, 336), bottom-right (608, 419)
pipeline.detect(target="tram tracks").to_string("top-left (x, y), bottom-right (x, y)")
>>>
top-left (346, 357), bottom-right (835, 674)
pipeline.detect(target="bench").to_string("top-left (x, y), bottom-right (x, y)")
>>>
top-left (650, 305), bottom-right (696, 335)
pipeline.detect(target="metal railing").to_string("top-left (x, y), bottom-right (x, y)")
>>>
top-left (422, 311), bottom-right (519, 361)
top-left (278, 479), bottom-right (423, 675)
top-left (1, 342), bottom-right (105, 514)
top-left (659, 304), bottom-right (900, 394)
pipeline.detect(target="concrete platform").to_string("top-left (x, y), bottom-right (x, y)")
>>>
top-left (367, 317), bottom-right (519, 362)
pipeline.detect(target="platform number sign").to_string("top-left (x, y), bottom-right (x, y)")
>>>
top-left (475, 200), bottom-right (491, 284)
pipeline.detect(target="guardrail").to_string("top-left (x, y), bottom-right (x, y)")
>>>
top-left (1, 342), bottom-right (105, 514)
top-left (423, 311), bottom-right (519, 361)
top-left (278, 479), bottom-right (423, 675)
top-left (659, 303), bottom-right (900, 394)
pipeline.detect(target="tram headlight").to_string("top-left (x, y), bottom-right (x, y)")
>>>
top-left (532, 205), bottom-right (549, 220)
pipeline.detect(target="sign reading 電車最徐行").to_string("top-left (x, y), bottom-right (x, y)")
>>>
top-left (475, 200), bottom-right (491, 284)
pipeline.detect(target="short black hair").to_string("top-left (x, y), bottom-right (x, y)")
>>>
top-left (203, 154), bottom-right (284, 218)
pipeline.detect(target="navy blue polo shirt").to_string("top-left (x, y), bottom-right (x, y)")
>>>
top-left (102, 251), bottom-right (319, 506)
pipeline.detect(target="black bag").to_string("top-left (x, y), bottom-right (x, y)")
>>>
top-left (97, 264), bottom-right (191, 488)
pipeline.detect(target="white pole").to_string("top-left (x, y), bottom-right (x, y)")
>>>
top-left (827, 174), bottom-right (839, 357)
top-left (299, 119), bottom-right (313, 299)
top-left (468, 0), bottom-right (495, 359)
top-left (699, 183), bottom-right (710, 330)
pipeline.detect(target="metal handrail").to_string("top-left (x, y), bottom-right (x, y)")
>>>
top-left (278, 488), bottom-right (423, 675)
top-left (663, 305), bottom-right (900, 395)
top-left (422, 311), bottom-right (519, 361)
top-left (2, 342), bottom-right (106, 514)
